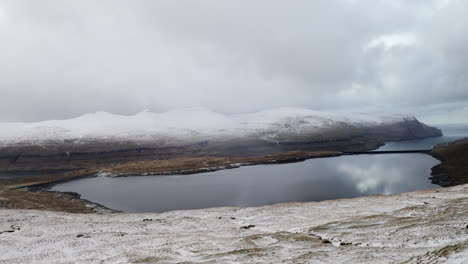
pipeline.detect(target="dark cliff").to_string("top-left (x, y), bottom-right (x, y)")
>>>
top-left (430, 138), bottom-right (468, 187)
top-left (0, 118), bottom-right (442, 171)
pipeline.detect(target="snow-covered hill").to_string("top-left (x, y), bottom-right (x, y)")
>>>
top-left (1, 184), bottom-right (467, 263)
top-left (0, 107), bottom-right (411, 145)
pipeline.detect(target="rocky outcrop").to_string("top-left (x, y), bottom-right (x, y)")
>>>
top-left (430, 138), bottom-right (468, 186)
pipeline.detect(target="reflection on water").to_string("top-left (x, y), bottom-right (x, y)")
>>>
top-left (51, 154), bottom-right (439, 213)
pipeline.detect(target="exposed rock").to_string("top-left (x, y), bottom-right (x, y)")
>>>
top-left (430, 138), bottom-right (468, 186)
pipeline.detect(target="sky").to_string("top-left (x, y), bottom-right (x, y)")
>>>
top-left (0, 0), bottom-right (467, 124)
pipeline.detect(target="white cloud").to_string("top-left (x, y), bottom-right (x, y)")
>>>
top-left (0, 5), bottom-right (7, 20)
top-left (365, 33), bottom-right (419, 51)
top-left (0, 0), bottom-right (466, 123)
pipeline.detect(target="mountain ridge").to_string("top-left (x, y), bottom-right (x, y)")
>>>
top-left (0, 108), bottom-right (442, 171)
top-left (0, 108), bottom-right (417, 145)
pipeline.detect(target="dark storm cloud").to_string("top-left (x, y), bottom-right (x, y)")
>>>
top-left (0, 0), bottom-right (466, 123)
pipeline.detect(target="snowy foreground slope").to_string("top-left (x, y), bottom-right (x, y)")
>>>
top-left (1, 184), bottom-right (467, 264)
top-left (0, 108), bottom-right (412, 144)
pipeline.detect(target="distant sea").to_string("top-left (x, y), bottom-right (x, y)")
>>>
top-left (376, 123), bottom-right (468, 151)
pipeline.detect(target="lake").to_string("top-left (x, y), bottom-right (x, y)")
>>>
top-left (51, 153), bottom-right (439, 213)
top-left (43, 123), bottom-right (468, 213)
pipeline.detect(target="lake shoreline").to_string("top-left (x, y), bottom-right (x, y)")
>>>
top-left (1, 135), bottom-right (466, 214)
top-left (0, 148), bottom-right (445, 214)
top-left (1, 151), bottom-right (342, 213)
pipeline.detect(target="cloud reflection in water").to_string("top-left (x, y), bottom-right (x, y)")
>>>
top-left (51, 154), bottom-right (440, 213)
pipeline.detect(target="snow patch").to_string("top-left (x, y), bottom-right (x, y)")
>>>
top-left (0, 184), bottom-right (466, 263)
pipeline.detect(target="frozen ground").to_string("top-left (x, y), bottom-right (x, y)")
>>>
top-left (0, 107), bottom-right (410, 145)
top-left (1, 184), bottom-right (467, 263)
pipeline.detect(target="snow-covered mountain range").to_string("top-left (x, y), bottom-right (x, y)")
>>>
top-left (0, 107), bottom-right (413, 145)
top-left (0, 108), bottom-right (441, 171)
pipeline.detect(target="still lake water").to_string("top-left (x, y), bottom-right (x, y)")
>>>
top-left (51, 154), bottom-right (439, 213)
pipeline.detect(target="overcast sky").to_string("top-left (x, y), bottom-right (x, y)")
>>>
top-left (0, 0), bottom-right (467, 124)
